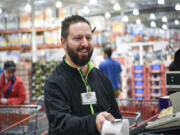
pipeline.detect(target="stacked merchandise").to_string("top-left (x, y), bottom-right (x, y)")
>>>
top-left (146, 64), bottom-right (166, 99)
top-left (20, 33), bottom-right (32, 46)
top-left (19, 13), bottom-right (31, 29)
top-left (44, 30), bottom-right (59, 45)
top-left (131, 65), bottom-right (147, 99)
top-left (0, 35), bottom-right (7, 47)
top-left (0, 16), bottom-right (6, 30)
top-left (88, 16), bottom-right (108, 46)
top-left (32, 61), bottom-right (60, 100)
top-left (16, 63), bottom-right (32, 104)
top-left (35, 11), bottom-right (44, 28)
top-left (131, 64), bottom-right (167, 100)
top-left (7, 33), bottom-right (21, 46)
top-left (92, 31), bottom-right (105, 46)
top-left (44, 8), bottom-right (55, 28)
top-left (0, 14), bottom-right (20, 49)
top-left (6, 14), bottom-right (19, 30)
top-left (0, 7), bottom-right (63, 50)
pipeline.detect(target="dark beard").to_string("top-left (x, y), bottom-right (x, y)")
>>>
top-left (67, 44), bottom-right (93, 66)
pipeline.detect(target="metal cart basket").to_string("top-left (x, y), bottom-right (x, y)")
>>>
top-left (117, 98), bottom-right (159, 120)
top-left (0, 105), bottom-right (40, 135)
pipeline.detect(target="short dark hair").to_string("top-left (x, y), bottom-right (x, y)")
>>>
top-left (103, 47), bottom-right (112, 58)
top-left (4, 61), bottom-right (16, 70)
top-left (61, 15), bottom-right (91, 39)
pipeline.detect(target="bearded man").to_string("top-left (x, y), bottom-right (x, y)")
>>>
top-left (44, 15), bottom-right (121, 135)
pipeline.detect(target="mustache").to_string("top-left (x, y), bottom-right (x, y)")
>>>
top-left (77, 47), bottom-right (90, 51)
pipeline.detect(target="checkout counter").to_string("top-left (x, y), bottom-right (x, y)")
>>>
top-left (130, 71), bottom-right (180, 135)
top-left (102, 71), bottom-right (180, 135)
top-left (145, 91), bottom-right (180, 135)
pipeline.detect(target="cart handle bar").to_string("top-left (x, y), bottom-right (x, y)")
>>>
top-left (117, 99), bottom-right (158, 102)
top-left (0, 105), bottom-right (39, 108)
top-left (41, 130), bottom-right (48, 135)
top-left (137, 114), bottom-right (159, 127)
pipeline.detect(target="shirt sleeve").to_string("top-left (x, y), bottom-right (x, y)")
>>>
top-left (118, 62), bottom-right (122, 72)
top-left (44, 81), bottom-right (99, 135)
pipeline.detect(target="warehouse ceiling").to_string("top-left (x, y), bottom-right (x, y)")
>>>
top-left (0, 0), bottom-right (180, 29)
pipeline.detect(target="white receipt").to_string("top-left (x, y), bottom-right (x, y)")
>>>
top-left (101, 119), bottom-right (129, 135)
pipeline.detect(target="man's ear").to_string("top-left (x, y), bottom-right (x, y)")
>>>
top-left (61, 37), bottom-right (66, 49)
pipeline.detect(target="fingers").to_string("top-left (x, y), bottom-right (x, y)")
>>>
top-left (102, 112), bottom-right (115, 122)
top-left (96, 112), bottom-right (115, 133)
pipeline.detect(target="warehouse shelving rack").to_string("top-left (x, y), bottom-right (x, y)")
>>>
top-left (146, 64), bottom-right (167, 99)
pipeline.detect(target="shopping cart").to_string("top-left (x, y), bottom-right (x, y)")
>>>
top-left (0, 105), bottom-right (40, 135)
top-left (118, 98), bottom-right (159, 135)
top-left (117, 98), bottom-right (159, 120)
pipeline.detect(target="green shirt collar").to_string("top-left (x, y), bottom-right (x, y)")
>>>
top-left (64, 58), bottom-right (94, 73)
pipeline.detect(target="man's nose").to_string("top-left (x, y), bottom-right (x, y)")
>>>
top-left (81, 37), bottom-right (89, 46)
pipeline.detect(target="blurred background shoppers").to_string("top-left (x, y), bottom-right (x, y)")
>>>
top-left (99, 46), bottom-right (122, 98)
top-left (0, 61), bottom-right (26, 105)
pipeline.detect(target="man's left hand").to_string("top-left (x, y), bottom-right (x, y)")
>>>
top-left (96, 112), bottom-right (115, 133)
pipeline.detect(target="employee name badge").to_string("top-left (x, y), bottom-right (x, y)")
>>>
top-left (81, 92), bottom-right (97, 105)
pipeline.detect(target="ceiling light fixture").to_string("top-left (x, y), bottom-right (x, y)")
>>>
top-left (151, 21), bottom-right (156, 27)
top-left (83, 6), bottom-right (90, 14)
top-left (133, 9), bottom-right (139, 15)
top-left (150, 13), bottom-right (155, 19)
top-left (122, 16), bottom-right (128, 22)
top-left (89, 0), bottom-right (97, 4)
top-left (136, 19), bottom-right (141, 24)
top-left (175, 3), bottom-right (180, 10)
top-left (175, 20), bottom-right (179, 25)
top-left (162, 24), bottom-right (167, 30)
top-left (113, 3), bottom-right (120, 11)
top-left (0, 8), bottom-right (2, 14)
top-left (158, 0), bottom-right (164, 5)
top-left (25, 3), bottom-right (31, 13)
top-left (162, 16), bottom-right (167, 22)
top-left (105, 12), bottom-right (111, 18)
top-left (56, 1), bottom-right (62, 8)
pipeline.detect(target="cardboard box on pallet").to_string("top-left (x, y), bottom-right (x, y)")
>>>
top-left (16, 64), bottom-right (32, 104)
top-left (6, 14), bottom-right (19, 30)
top-left (0, 16), bottom-right (6, 30)
top-left (19, 13), bottom-right (31, 29)
top-left (131, 65), bottom-right (147, 99)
